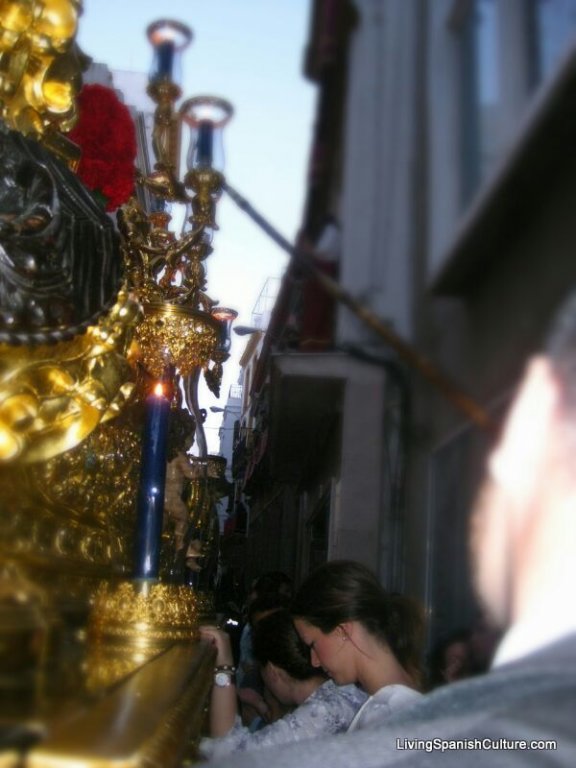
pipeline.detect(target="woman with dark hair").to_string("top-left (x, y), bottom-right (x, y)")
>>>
top-left (291, 560), bottom-right (424, 731)
top-left (200, 609), bottom-right (367, 759)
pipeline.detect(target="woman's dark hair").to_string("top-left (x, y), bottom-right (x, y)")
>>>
top-left (252, 608), bottom-right (322, 681)
top-left (291, 560), bottom-right (425, 687)
top-left (247, 593), bottom-right (291, 626)
top-left (251, 571), bottom-right (294, 599)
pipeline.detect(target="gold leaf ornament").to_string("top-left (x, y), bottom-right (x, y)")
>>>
top-left (0, 291), bottom-right (141, 463)
top-left (0, 0), bottom-right (83, 137)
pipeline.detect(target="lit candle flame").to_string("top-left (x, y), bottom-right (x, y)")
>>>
top-left (153, 382), bottom-right (164, 397)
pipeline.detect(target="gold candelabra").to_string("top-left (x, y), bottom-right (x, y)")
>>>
top-left (121, 20), bottom-right (237, 445)
top-left (83, 18), bottom-right (238, 685)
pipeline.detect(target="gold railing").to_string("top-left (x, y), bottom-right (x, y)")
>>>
top-left (28, 642), bottom-right (215, 768)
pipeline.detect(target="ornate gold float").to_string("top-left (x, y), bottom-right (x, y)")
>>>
top-left (0, 3), bottom-right (234, 765)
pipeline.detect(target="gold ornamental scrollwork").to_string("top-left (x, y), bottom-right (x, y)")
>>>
top-left (31, 416), bottom-right (142, 548)
top-left (0, 290), bottom-right (141, 463)
top-left (90, 581), bottom-right (199, 634)
top-left (0, 0), bottom-right (86, 164)
top-left (133, 302), bottom-right (219, 379)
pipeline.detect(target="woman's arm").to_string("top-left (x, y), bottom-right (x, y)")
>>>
top-left (202, 680), bottom-right (367, 760)
top-left (200, 626), bottom-right (238, 737)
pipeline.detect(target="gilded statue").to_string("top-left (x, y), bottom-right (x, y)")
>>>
top-left (0, 0), bottom-right (87, 163)
top-left (164, 452), bottom-right (205, 572)
top-left (0, 117), bottom-right (134, 462)
top-left (0, 124), bottom-right (124, 346)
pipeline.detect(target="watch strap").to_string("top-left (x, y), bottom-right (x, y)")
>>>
top-left (214, 664), bottom-right (236, 674)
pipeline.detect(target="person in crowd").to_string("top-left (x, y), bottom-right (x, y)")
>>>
top-left (291, 560), bottom-right (425, 730)
top-left (199, 608), bottom-right (368, 759)
top-left (253, 571), bottom-right (294, 600)
top-left (237, 571), bottom-right (294, 685)
top-left (209, 291), bottom-right (576, 767)
top-left (427, 629), bottom-right (472, 689)
top-left (427, 617), bottom-right (501, 689)
top-left (466, 614), bottom-right (501, 675)
top-left (237, 592), bottom-right (292, 728)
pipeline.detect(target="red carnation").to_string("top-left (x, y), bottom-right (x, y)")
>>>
top-left (68, 84), bottom-right (137, 211)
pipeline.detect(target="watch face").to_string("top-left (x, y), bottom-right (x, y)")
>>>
top-left (214, 671), bottom-right (233, 687)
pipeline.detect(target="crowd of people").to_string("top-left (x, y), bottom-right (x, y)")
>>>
top-left (199, 292), bottom-right (576, 764)
top-left (201, 562), bottom-right (496, 761)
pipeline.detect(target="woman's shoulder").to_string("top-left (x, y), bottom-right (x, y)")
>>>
top-left (311, 679), bottom-right (368, 708)
top-left (295, 679), bottom-right (368, 735)
top-left (349, 684), bottom-right (422, 732)
top-left (371, 683), bottom-right (422, 707)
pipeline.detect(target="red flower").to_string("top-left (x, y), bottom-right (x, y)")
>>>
top-left (68, 84), bottom-right (137, 211)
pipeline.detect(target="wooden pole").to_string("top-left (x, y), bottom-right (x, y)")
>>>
top-left (224, 181), bottom-right (495, 433)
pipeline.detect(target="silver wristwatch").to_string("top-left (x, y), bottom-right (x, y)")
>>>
top-left (214, 665), bottom-right (236, 687)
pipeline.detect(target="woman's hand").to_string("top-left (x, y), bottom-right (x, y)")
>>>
top-left (237, 686), bottom-right (270, 720)
top-left (200, 625), bottom-right (235, 667)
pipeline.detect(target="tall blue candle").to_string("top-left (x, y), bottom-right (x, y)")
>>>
top-left (156, 40), bottom-right (175, 80)
top-left (134, 382), bottom-right (171, 579)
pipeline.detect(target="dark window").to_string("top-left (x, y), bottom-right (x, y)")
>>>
top-left (529, 0), bottom-right (576, 84)
top-left (456, 0), bottom-right (500, 204)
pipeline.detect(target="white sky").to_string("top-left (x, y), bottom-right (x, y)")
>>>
top-left (76, 1), bottom-right (315, 451)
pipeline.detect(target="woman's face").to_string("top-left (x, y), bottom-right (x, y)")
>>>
top-left (294, 618), bottom-right (354, 684)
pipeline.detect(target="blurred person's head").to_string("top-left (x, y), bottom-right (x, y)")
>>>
top-left (471, 291), bottom-right (576, 633)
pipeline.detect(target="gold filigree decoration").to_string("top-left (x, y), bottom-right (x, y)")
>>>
top-left (118, 199), bottom-right (216, 311)
top-left (0, 0), bottom-right (85, 163)
top-left (133, 303), bottom-right (219, 378)
top-left (37, 418), bottom-right (141, 533)
top-left (0, 461), bottom-right (132, 575)
top-left (184, 167), bottom-right (224, 230)
top-left (117, 198), bottom-right (229, 379)
top-left (89, 581), bottom-right (199, 638)
top-left (0, 290), bottom-right (141, 463)
top-left (86, 580), bottom-right (200, 690)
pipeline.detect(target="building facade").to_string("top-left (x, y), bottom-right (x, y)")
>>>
top-left (235, 0), bottom-right (576, 645)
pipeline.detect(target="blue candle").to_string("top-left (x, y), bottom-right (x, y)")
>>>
top-left (134, 382), bottom-right (171, 579)
top-left (155, 40), bottom-right (175, 80)
top-left (196, 121), bottom-right (214, 166)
